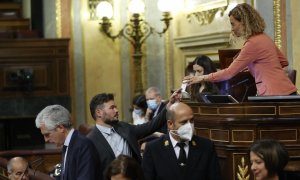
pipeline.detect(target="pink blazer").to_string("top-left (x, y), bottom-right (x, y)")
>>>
top-left (208, 33), bottom-right (297, 96)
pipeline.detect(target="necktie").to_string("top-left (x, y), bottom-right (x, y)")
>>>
top-left (177, 142), bottom-right (187, 167)
top-left (61, 145), bottom-right (67, 179)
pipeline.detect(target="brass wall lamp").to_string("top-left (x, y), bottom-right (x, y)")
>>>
top-left (94, 0), bottom-right (174, 94)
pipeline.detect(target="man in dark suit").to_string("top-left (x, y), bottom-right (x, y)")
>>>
top-left (145, 87), bottom-right (167, 134)
top-left (87, 92), bottom-right (181, 177)
top-left (35, 105), bottom-right (102, 180)
top-left (142, 102), bottom-right (222, 180)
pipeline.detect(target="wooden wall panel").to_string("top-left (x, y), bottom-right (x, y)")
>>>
top-left (0, 39), bottom-right (69, 97)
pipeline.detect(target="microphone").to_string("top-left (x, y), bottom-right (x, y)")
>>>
top-left (225, 78), bottom-right (249, 93)
top-left (241, 81), bottom-right (262, 102)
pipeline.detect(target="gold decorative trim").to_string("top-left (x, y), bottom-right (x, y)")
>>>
top-left (233, 153), bottom-right (250, 180)
top-left (165, 27), bottom-right (171, 98)
top-left (237, 156), bottom-right (250, 180)
top-left (232, 130), bottom-right (254, 143)
top-left (210, 129), bottom-right (229, 142)
top-left (195, 127), bottom-right (209, 132)
top-left (56, 0), bottom-right (62, 38)
top-left (88, 0), bottom-right (100, 20)
top-left (195, 127), bottom-right (210, 137)
top-left (187, 6), bottom-right (227, 25)
top-left (260, 129), bottom-right (298, 142)
top-left (88, 0), bottom-right (113, 20)
top-left (273, 0), bottom-right (282, 48)
top-left (279, 106), bottom-right (300, 115)
top-left (190, 106), bottom-right (201, 114)
top-left (199, 106), bottom-right (276, 116)
top-left (142, 45), bottom-right (146, 93)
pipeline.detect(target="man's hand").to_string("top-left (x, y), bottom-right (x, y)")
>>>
top-left (145, 108), bottom-right (152, 120)
top-left (167, 88), bottom-right (182, 108)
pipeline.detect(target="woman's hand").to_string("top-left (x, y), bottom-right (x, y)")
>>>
top-left (183, 75), bottom-right (205, 85)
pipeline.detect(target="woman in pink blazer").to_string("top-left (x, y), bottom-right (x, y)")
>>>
top-left (184, 3), bottom-right (297, 96)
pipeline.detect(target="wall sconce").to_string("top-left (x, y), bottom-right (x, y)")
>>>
top-left (88, 0), bottom-right (110, 20)
top-left (96, 0), bottom-right (173, 94)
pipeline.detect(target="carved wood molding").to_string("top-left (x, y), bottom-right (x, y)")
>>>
top-left (187, 6), bottom-right (228, 25)
top-left (174, 32), bottom-right (230, 49)
top-left (273, 0), bottom-right (282, 49)
top-left (273, 0), bottom-right (287, 56)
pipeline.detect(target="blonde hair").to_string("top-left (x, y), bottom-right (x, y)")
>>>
top-left (229, 3), bottom-right (265, 38)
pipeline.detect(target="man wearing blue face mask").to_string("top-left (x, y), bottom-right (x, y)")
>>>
top-left (145, 87), bottom-right (167, 134)
top-left (142, 102), bottom-right (222, 180)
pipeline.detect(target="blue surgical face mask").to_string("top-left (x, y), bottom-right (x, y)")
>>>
top-left (133, 108), bottom-right (143, 116)
top-left (147, 99), bottom-right (158, 110)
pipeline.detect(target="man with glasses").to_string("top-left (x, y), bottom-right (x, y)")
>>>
top-left (35, 105), bottom-right (102, 180)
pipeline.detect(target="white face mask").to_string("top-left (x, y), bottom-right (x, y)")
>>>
top-left (170, 122), bottom-right (194, 141)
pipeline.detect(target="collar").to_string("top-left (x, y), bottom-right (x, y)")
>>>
top-left (96, 124), bottom-right (113, 135)
top-left (64, 128), bottom-right (74, 146)
top-left (168, 132), bottom-right (189, 148)
top-left (153, 102), bottom-right (163, 115)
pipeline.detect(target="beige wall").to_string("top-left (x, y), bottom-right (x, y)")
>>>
top-left (291, 0), bottom-right (300, 90)
top-left (81, 0), bottom-right (123, 124)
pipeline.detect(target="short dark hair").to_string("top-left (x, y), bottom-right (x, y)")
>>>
top-left (132, 94), bottom-right (148, 110)
top-left (89, 93), bottom-right (114, 120)
top-left (104, 155), bottom-right (144, 180)
top-left (250, 139), bottom-right (289, 176)
top-left (132, 94), bottom-right (147, 116)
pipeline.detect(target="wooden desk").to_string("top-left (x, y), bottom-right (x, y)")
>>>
top-left (186, 101), bottom-right (300, 180)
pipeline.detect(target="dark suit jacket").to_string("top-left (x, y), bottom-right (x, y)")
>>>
top-left (62, 130), bottom-right (102, 180)
top-left (87, 107), bottom-right (167, 177)
top-left (142, 134), bottom-right (222, 180)
top-left (149, 102), bottom-right (167, 134)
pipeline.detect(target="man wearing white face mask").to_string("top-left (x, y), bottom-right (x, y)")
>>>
top-left (142, 102), bottom-right (222, 180)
